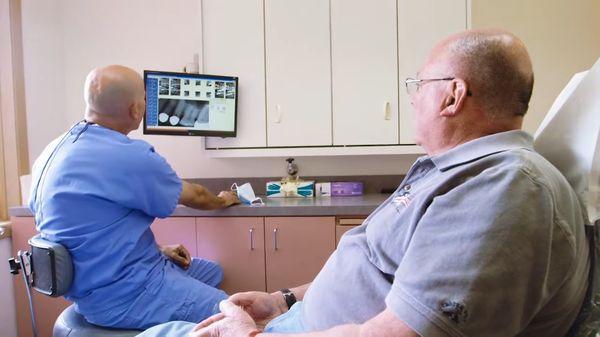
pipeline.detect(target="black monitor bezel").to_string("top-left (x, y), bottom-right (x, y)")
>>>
top-left (143, 70), bottom-right (238, 137)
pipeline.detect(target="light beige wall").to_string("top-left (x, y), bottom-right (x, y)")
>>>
top-left (471, 0), bottom-right (600, 133)
top-left (20, 0), bottom-right (417, 179)
top-left (19, 1), bottom-right (600, 179)
top-left (21, 0), bottom-right (66, 166)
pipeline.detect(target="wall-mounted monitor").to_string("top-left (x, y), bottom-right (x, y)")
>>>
top-left (143, 70), bottom-right (238, 137)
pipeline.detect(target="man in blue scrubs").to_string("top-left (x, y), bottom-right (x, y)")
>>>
top-left (28, 65), bottom-right (239, 329)
top-left (140, 29), bottom-right (590, 337)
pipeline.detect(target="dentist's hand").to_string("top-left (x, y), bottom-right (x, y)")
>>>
top-left (161, 244), bottom-right (192, 269)
top-left (190, 300), bottom-right (261, 337)
top-left (218, 191), bottom-right (240, 207)
top-left (228, 291), bottom-right (288, 329)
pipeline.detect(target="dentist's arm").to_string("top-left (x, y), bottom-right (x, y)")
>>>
top-left (179, 180), bottom-right (239, 210)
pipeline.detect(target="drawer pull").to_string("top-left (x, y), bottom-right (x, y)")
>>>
top-left (275, 104), bottom-right (282, 123)
top-left (384, 101), bottom-right (391, 120)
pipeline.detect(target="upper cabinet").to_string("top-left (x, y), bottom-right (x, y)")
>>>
top-left (203, 0), bottom-right (469, 152)
top-left (331, 0), bottom-right (399, 146)
top-left (264, 0), bottom-right (332, 147)
top-left (203, 0), bottom-right (267, 149)
top-left (397, 0), bottom-right (468, 144)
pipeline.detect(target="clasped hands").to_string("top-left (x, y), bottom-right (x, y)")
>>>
top-left (188, 291), bottom-right (289, 337)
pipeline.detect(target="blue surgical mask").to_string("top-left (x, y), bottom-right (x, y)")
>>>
top-left (231, 183), bottom-right (264, 206)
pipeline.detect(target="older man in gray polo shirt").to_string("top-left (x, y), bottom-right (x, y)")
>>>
top-left (139, 28), bottom-right (589, 337)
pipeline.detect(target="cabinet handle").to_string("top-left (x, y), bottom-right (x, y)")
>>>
top-left (249, 228), bottom-right (254, 250)
top-left (384, 101), bottom-right (391, 120)
top-left (273, 228), bottom-right (279, 251)
top-left (275, 104), bottom-right (282, 124)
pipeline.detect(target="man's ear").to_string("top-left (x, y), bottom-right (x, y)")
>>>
top-left (129, 101), bottom-right (143, 120)
top-left (440, 79), bottom-right (468, 117)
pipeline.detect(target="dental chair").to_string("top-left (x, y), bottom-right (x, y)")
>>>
top-left (9, 235), bottom-right (140, 337)
top-left (534, 56), bottom-right (600, 336)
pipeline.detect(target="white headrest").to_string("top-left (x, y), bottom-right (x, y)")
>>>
top-left (534, 57), bottom-right (600, 221)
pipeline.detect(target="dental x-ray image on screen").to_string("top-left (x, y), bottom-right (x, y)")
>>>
top-left (143, 70), bottom-right (238, 137)
top-left (158, 99), bottom-right (209, 127)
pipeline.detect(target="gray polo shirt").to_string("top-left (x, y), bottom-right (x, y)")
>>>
top-left (302, 130), bottom-right (589, 336)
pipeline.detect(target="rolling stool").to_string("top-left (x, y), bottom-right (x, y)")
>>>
top-left (9, 234), bottom-right (140, 337)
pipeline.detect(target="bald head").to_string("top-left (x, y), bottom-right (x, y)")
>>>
top-left (433, 28), bottom-right (534, 118)
top-left (83, 65), bottom-right (145, 134)
top-left (84, 65), bottom-right (144, 118)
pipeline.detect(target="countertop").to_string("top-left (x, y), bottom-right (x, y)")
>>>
top-left (9, 194), bottom-right (390, 217)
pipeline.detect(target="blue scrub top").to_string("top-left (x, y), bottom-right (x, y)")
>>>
top-left (29, 122), bottom-right (182, 315)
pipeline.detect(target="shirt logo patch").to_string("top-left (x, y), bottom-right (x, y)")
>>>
top-left (393, 195), bottom-right (411, 207)
top-left (440, 300), bottom-right (468, 324)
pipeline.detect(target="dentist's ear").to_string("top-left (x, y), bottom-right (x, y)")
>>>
top-left (440, 78), bottom-right (468, 117)
top-left (129, 100), bottom-right (145, 122)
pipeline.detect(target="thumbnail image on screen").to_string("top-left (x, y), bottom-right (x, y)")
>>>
top-left (144, 70), bottom-right (238, 137)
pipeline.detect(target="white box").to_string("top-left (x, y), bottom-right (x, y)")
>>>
top-left (315, 182), bottom-right (331, 197)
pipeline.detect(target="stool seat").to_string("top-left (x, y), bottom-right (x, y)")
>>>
top-left (53, 305), bottom-right (141, 337)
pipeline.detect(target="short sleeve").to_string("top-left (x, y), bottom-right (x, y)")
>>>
top-left (106, 143), bottom-right (182, 218)
top-left (385, 167), bottom-right (573, 337)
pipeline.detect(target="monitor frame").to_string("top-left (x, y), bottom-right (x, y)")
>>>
top-left (143, 70), bottom-right (238, 137)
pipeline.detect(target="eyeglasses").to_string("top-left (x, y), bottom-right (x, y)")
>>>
top-left (405, 77), bottom-right (455, 95)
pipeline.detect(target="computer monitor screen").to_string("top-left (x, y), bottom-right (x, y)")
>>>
top-left (143, 70), bottom-right (238, 137)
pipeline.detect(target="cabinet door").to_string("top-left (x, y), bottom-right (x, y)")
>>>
top-left (11, 217), bottom-right (70, 337)
top-left (151, 217), bottom-right (197, 257)
top-left (398, 0), bottom-right (468, 144)
top-left (265, 0), bottom-right (332, 147)
top-left (265, 217), bottom-right (335, 292)
top-left (203, 0), bottom-right (267, 148)
top-left (331, 0), bottom-right (399, 145)
top-left (196, 217), bottom-right (266, 294)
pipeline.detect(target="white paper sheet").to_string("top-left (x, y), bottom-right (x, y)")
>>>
top-left (534, 57), bottom-right (600, 221)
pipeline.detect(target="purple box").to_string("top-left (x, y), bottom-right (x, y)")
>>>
top-left (331, 182), bottom-right (363, 196)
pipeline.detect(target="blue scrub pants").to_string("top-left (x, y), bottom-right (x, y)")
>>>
top-left (89, 257), bottom-right (228, 330)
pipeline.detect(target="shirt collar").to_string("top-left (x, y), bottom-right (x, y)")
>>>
top-left (430, 130), bottom-right (534, 171)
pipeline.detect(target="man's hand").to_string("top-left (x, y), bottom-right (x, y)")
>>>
top-left (228, 291), bottom-right (288, 329)
top-left (190, 300), bottom-right (261, 337)
top-left (161, 244), bottom-right (191, 269)
top-left (218, 191), bottom-right (240, 207)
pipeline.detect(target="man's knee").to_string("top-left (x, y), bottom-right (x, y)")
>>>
top-left (188, 258), bottom-right (224, 287)
top-left (207, 261), bottom-right (224, 287)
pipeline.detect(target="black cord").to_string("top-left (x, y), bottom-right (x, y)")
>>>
top-left (72, 120), bottom-right (94, 143)
top-left (31, 120), bottom-right (88, 222)
top-left (25, 120), bottom-right (94, 336)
